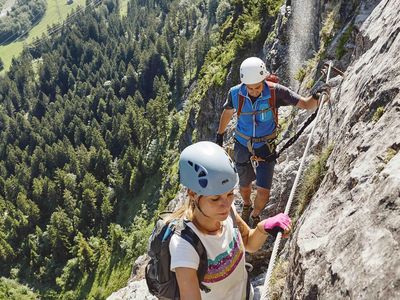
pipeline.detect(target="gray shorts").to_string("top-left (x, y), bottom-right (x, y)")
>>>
top-left (233, 141), bottom-right (276, 190)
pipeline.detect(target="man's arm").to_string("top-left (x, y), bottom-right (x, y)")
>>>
top-left (296, 95), bottom-right (319, 110)
top-left (296, 82), bottom-right (331, 109)
top-left (217, 108), bottom-right (235, 134)
top-left (274, 83), bottom-right (325, 110)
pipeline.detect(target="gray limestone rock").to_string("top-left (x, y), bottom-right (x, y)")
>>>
top-left (107, 279), bottom-right (156, 300)
top-left (278, 0), bottom-right (400, 298)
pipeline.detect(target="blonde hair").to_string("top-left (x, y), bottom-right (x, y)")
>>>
top-left (164, 193), bottom-right (195, 223)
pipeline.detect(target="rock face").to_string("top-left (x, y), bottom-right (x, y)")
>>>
top-left (279, 0), bottom-right (400, 298)
top-left (107, 279), bottom-right (156, 300)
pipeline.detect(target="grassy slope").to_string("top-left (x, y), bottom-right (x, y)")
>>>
top-left (0, 0), bottom-right (86, 73)
top-left (75, 255), bottom-right (132, 300)
top-left (119, 0), bottom-right (129, 17)
top-left (0, 0), bottom-right (131, 73)
top-left (116, 173), bottom-right (162, 226)
top-left (69, 175), bottom-right (161, 299)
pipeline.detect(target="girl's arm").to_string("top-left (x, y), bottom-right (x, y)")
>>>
top-left (235, 212), bottom-right (268, 253)
top-left (175, 267), bottom-right (202, 300)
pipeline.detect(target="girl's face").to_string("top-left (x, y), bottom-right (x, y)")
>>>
top-left (192, 190), bottom-right (235, 221)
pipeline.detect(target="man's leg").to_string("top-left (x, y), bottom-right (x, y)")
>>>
top-left (233, 142), bottom-right (255, 225)
top-left (252, 187), bottom-right (270, 217)
top-left (239, 184), bottom-right (252, 206)
top-left (239, 184), bottom-right (252, 224)
top-left (251, 159), bottom-right (275, 226)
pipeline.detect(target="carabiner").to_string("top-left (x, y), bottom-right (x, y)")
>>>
top-left (250, 156), bottom-right (259, 169)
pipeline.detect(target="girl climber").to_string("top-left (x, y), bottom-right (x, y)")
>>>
top-left (169, 141), bottom-right (291, 299)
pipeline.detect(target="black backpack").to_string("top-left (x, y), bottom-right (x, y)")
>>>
top-left (145, 216), bottom-right (210, 299)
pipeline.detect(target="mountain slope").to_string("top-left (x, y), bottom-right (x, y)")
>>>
top-left (0, 0), bottom-right (219, 298)
top-left (110, 0), bottom-right (400, 299)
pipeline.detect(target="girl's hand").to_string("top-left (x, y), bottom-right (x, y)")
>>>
top-left (262, 213), bottom-right (292, 238)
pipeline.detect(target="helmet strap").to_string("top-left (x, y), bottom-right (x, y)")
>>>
top-left (193, 195), bottom-right (210, 218)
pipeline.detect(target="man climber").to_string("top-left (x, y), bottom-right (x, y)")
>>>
top-left (216, 57), bottom-right (329, 226)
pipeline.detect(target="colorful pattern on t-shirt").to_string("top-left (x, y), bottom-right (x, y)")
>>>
top-left (203, 228), bottom-right (244, 283)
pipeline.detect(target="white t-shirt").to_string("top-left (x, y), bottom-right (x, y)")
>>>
top-left (169, 207), bottom-right (252, 300)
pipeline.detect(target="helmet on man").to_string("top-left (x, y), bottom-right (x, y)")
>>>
top-left (240, 57), bottom-right (270, 85)
top-left (179, 141), bottom-right (238, 196)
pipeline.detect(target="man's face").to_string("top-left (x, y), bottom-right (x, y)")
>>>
top-left (246, 81), bottom-right (264, 98)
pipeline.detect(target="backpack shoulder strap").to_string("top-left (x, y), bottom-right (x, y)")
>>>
top-left (177, 223), bottom-right (205, 256)
top-left (176, 223), bottom-right (209, 292)
top-left (237, 94), bottom-right (245, 118)
top-left (266, 81), bottom-right (279, 127)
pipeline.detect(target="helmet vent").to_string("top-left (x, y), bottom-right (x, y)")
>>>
top-left (199, 179), bottom-right (208, 188)
top-left (187, 160), bottom-right (208, 188)
top-left (222, 179), bottom-right (229, 185)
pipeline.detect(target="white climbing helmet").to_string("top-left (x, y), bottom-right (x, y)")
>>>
top-left (240, 57), bottom-right (270, 84)
top-left (179, 141), bottom-right (238, 196)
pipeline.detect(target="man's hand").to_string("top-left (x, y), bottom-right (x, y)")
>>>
top-left (215, 132), bottom-right (224, 147)
top-left (311, 82), bottom-right (331, 101)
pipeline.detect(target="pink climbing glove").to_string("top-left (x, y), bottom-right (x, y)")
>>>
top-left (263, 213), bottom-right (291, 237)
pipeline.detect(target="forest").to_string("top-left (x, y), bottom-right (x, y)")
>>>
top-left (0, 0), bottom-right (282, 298)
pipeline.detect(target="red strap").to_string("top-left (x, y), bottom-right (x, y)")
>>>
top-left (237, 94), bottom-right (245, 118)
top-left (267, 81), bottom-right (278, 127)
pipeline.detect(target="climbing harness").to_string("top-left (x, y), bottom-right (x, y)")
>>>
top-left (245, 107), bottom-right (322, 172)
top-left (235, 129), bottom-right (277, 152)
top-left (260, 62), bottom-right (338, 300)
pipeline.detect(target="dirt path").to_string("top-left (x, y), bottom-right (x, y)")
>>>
top-left (0, 0), bottom-right (17, 18)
